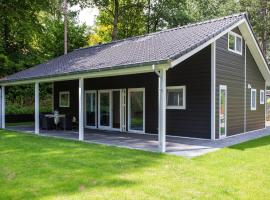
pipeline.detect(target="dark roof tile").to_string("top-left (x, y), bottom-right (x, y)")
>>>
top-left (1, 13), bottom-right (246, 83)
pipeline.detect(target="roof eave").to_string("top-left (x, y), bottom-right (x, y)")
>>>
top-left (0, 59), bottom-right (171, 86)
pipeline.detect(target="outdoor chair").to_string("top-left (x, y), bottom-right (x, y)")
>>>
top-left (41, 114), bottom-right (54, 130)
top-left (59, 114), bottom-right (73, 130)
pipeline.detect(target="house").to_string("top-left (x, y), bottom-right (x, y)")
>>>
top-left (0, 13), bottom-right (269, 152)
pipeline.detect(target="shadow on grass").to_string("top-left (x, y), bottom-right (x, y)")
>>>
top-left (0, 130), bottom-right (166, 200)
top-left (228, 135), bottom-right (270, 151)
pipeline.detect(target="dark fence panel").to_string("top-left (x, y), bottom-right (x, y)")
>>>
top-left (6, 114), bottom-right (34, 123)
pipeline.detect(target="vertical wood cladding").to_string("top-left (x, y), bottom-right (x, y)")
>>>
top-left (53, 46), bottom-right (212, 138)
top-left (246, 48), bottom-right (265, 131)
top-left (215, 28), bottom-right (245, 139)
top-left (166, 46), bottom-right (212, 139)
top-left (54, 80), bottom-right (79, 119)
top-left (54, 73), bottom-right (159, 134)
top-left (215, 27), bottom-right (265, 139)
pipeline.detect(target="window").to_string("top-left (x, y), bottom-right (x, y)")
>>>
top-left (228, 32), bottom-right (242, 55)
top-left (251, 89), bottom-right (256, 110)
top-left (166, 86), bottom-right (186, 109)
top-left (260, 90), bottom-right (265, 104)
top-left (59, 91), bottom-right (70, 107)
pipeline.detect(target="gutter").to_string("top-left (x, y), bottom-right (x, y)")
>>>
top-left (0, 59), bottom-right (171, 86)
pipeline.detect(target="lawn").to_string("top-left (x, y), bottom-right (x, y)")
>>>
top-left (1, 130), bottom-right (270, 200)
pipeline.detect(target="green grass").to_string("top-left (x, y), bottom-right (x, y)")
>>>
top-left (1, 130), bottom-right (270, 200)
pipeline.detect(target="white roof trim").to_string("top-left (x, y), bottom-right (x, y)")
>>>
top-left (238, 20), bottom-right (270, 84)
top-left (171, 18), bottom-right (270, 84)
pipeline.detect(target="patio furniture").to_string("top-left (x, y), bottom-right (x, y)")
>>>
top-left (45, 113), bottom-right (66, 130)
top-left (41, 115), bottom-right (54, 130)
top-left (59, 114), bottom-right (73, 130)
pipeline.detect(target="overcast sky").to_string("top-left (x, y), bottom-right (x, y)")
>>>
top-left (70, 5), bottom-right (99, 26)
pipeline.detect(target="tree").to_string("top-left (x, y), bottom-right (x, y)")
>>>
top-left (239, 0), bottom-right (270, 60)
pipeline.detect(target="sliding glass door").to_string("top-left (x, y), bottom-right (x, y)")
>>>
top-left (128, 88), bottom-right (145, 133)
top-left (112, 90), bottom-right (121, 129)
top-left (85, 91), bottom-right (97, 128)
top-left (98, 90), bottom-right (111, 128)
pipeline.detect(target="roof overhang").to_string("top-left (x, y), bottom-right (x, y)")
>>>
top-left (0, 61), bottom-right (170, 86)
top-left (170, 18), bottom-right (270, 85)
top-left (238, 20), bottom-right (270, 84)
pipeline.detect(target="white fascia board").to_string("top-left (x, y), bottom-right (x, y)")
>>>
top-left (238, 21), bottom-right (270, 84)
top-left (1, 63), bottom-right (170, 86)
top-left (171, 19), bottom-right (246, 67)
top-left (171, 18), bottom-right (270, 85)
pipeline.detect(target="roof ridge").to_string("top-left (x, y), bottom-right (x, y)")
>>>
top-left (75, 12), bottom-right (246, 52)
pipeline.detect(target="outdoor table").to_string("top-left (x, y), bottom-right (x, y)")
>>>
top-left (45, 114), bottom-right (66, 130)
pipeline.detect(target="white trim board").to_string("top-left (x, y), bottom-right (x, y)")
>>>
top-left (211, 42), bottom-right (216, 140)
top-left (1, 64), bottom-right (170, 86)
top-left (171, 19), bottom-right (246, 67)
top-left (171, 18), bottom-right (270, 84)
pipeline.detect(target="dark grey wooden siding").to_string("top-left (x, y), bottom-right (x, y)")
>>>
top-left (54, 80), bottom-right (79, 119)
top-left (84, 73), bottom-right (158, 133)
top-left (246, 47), bottom-right (265, 131)
top-left (54, 73), bottom-right (159, 134)
top-left (53, 46), bottom-right (212, 138)
top-left (166, 46), bottom-right (211, 138)
top-left (215, 28), bottom-right (245, 139)
top-left (215, 27), bottom-right (265, 139)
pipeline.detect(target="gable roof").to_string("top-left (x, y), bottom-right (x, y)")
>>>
top-left (0, 13), bottom-right (269, 84)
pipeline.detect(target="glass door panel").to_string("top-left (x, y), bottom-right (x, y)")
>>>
top-left (99, 91), bottom-right (111, 127)
top-left (85, 91), bottom-right (96, 127)
top-left (219, 85), bottom-right (227, 138)
top-left (129, 89), bottom-right (144, 132)
top-left (112, 90), bottom-right (121, 129)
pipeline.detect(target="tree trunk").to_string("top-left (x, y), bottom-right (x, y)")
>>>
top-left (111, 0), bottom-right (119, 41)
top-left (63, 0), bottom-right (68, 54)
top-left (260, 0), bottom-right (268, 55)
top-left (3, 16), bottom-right (10, 54)
top-left (147, 0), bottom-right (151, 33)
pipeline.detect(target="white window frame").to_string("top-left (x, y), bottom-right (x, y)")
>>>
top-left (228, 31), bottom-right (242, 55)
top-left (251, 88), bottom-right (257, 110)
top-left (59, 91), bottom-right (70, 108)
top-left (260, 89), bottom-right (265, 104)
top-left (219, 85), bottom-right (227, 138)
top-left (84, 90), bottom-right (97, 128)
top-left (166, 86), bottom-right (186, 110)
top-left (128, 88), bottom-right (145, 134)
top-left (98, 90), bottom-right (112, 130)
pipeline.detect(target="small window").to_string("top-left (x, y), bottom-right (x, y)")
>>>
top-left (59, 91), bottom-right (70, 107)
top-left (228, 32), bottom-right (242, 55)
top-left (166, 86), bottom-right (186, 109)
top-left (260, 90), bottom-right (265, 104)
top-left (251, 89), bottom-right (256, 110)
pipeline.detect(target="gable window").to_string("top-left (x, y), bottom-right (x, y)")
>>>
top-left (166, 86), bottom-right (186, 109)
top-left (228, 32), bottom-right (242, 55)
top-left (251, 89), bottom-right (256, 110)
top-left (260, 90), bottom-right (265, 104)
top-left (59, 91), bottom-right (70, 107)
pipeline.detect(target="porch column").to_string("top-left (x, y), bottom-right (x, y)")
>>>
top-left (79, 77), bottom-right (84, 141)
top-left (158, 68), bottom-right (167, 152)
top-left (35, 82), bottom-right (39, 134)
top-left (1, 86), bottom-right (5, 129)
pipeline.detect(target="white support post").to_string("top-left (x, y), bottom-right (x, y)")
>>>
top-left (1, 86), bottom-right (5, 129)
top-left (158, 68), bottom-right (167, 152)
top-left (79, 78), bottom-right (84, 141)
top-left (211, 42), bottom-right (216, 140)
top-left (35, 82), bottom-right (39, 134)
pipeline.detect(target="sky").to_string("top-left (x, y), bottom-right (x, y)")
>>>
top-left (70, 5), bottom-right (99, 26)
